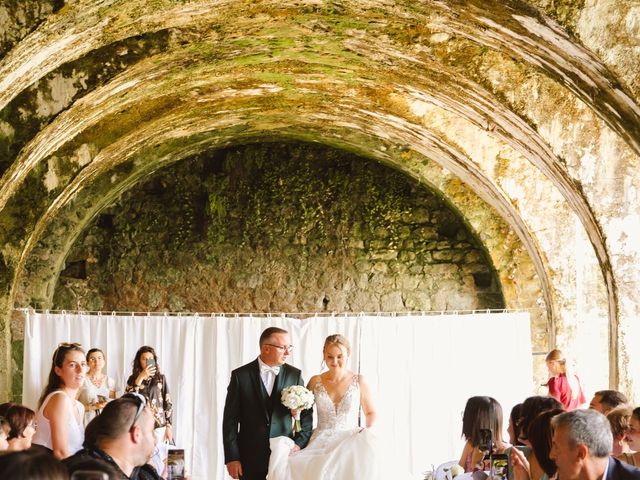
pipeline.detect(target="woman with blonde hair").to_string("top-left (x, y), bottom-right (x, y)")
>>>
top-left (618, 407), bottom-right (640, 466)
top-left (545, 348), bottom-right (585, 411)
top-left (607, 405), bottom-right (633, 457)
top-left (268, 333), bottom-right (379, 479)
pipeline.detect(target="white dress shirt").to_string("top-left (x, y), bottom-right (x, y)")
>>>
top-left (258, 357), bottom-right (280, 395)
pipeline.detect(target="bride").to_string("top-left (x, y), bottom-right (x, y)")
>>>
top-left (268, 334), bottom-right (379, 479)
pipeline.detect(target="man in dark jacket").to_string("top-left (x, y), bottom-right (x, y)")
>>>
top-left (223, 326), bottom-right (312, 480)
top-left (65, 393), bottom-right (161, 480)
top-left (550, 409), bottom-right (640, 480)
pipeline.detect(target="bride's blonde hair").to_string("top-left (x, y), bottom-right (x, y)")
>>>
top-left (323, 334), bottom-right (351, 356)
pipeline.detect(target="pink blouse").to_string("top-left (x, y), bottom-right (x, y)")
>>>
top-left (548, 373), bottom-right (585, 410)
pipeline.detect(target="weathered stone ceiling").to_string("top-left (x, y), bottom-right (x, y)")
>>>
top-left (1, 0), bottom-right (639, 399)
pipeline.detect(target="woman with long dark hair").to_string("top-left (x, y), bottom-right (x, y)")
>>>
top-left (125, 345), bottom-right (173, 444)
top-left (32, 343), bottom-right (86, 458)
top-left (458, 396), bottom-right (508, 472)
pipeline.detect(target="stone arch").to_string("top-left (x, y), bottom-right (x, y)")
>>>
top-left (2, 0), bottom-right (639, 401)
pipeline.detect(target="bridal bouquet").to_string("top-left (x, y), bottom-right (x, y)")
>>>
top-left (281, 385), bottom-right (314, 433)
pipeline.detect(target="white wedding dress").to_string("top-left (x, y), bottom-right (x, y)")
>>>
top-left (268, 375), bottom-right (380, 480)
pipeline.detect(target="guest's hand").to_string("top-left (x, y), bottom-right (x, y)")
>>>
top-left (510, 447), bottom-right (531, 480)
top-left (290, 444), bottom-right (301, 454)
top-left (136, 365), bottom-right (156, 385)
top-left (165, 424), bottom-right (173, 442)
top-left (226, 460), bottom-right (243, 479)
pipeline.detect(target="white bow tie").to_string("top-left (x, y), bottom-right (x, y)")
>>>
top-left (260, 364), bottom-right (280, 375)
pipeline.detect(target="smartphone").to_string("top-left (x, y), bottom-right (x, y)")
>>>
top-left (167, 448), bottom-right (185, 480)
top-left (146, 357), bottom-right (156, 368)
top-left (71, 471), bottom-right (109, 480)
top-left (491, 453), bottom-right (509, 480)
top-left (479, 428), bottom-right (493, 452)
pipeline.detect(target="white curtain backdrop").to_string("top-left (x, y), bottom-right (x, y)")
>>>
top-left (23, 310), bottom-right (533, 479)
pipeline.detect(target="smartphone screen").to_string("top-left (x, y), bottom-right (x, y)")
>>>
top-left (167, 448), bottom-right (185, 480)
top-left (70, 471), bottom-right (109, 480)
top-left (479, 429), bottom-right (492, 451)
top-left (491, 454), bottom-right (509, 480)
top-left (146, 357), bottom-right (156, 368)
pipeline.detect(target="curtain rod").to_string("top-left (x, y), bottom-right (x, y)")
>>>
top-left (14, 307), bottom-right (540, 317)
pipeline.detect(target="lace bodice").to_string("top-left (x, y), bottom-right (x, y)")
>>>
top-left (313, 375), bottom-right (360, 432)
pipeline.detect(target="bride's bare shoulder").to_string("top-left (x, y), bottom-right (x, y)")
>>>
top-left (307, 374), bottom-right (321, 388)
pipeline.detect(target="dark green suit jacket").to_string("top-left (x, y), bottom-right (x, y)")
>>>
top-left (222, 359), bottom-right (313, 477)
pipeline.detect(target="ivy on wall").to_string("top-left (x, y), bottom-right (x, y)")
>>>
top-left (53, 142), bottom-right (504, 312)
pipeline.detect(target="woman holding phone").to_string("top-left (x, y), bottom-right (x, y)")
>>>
top-left (457, 396), bottom-right (509, 472)
top-left (125, 345), bottom-right (173, 444)
top-left (79, 348), bottom-right (116, 425)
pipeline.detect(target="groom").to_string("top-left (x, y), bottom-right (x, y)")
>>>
top-left (222, 326), bottom-right (313, 480)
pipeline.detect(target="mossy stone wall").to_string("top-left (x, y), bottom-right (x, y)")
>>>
top-left (52, 142), bottom-right (504, 313)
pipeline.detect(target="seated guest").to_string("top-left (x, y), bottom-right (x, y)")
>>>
top-left (508, 403), bottom-right (524, 445)
top-left (549, 409), bottom-right (640, 480)
top-left (607, 405), bottom-right (633, 457)
top-left (510, 409), bottom-right (564, 480)
top-left (0, 449), bottom-right (68, 479)
top-left (0, 417), bottom-right (9, 451)
top-left (64, 392), bottom-right (161, 480)
top-left (590, 390), bottom-right (628, 415)
top-left (528, 408), bottom-right (564, 480)
top-left (458, 396), bottom-right (509, 472)
top-left (5, 405), bottom-right (37, 451)
top-left (32, 342), bottom-right (87, 458)
top-left (518, 396), bottom-right (563, 446)
top-left (618, 407), bottom-right (640, 467)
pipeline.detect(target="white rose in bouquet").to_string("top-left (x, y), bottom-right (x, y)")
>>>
top-left (281, 385), bottom-right (314, 433)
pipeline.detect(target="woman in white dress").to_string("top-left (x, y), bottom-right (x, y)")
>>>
top-left (32, 343), bottom-right (87, 459)
top-left (79, 348), bottom-right (116, 425)
top-left (268, 334), bottom-right (379, 480)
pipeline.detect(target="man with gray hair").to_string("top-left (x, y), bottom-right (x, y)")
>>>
top-left (550, 409), bottom-right (640, 480)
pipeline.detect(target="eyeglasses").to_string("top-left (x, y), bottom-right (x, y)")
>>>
top-left (266, 344), bottom-right (294, 352)
top-left (28, 422), bottom-right (37, 431)
top-left (122, 392), bottom-right (147, 431)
